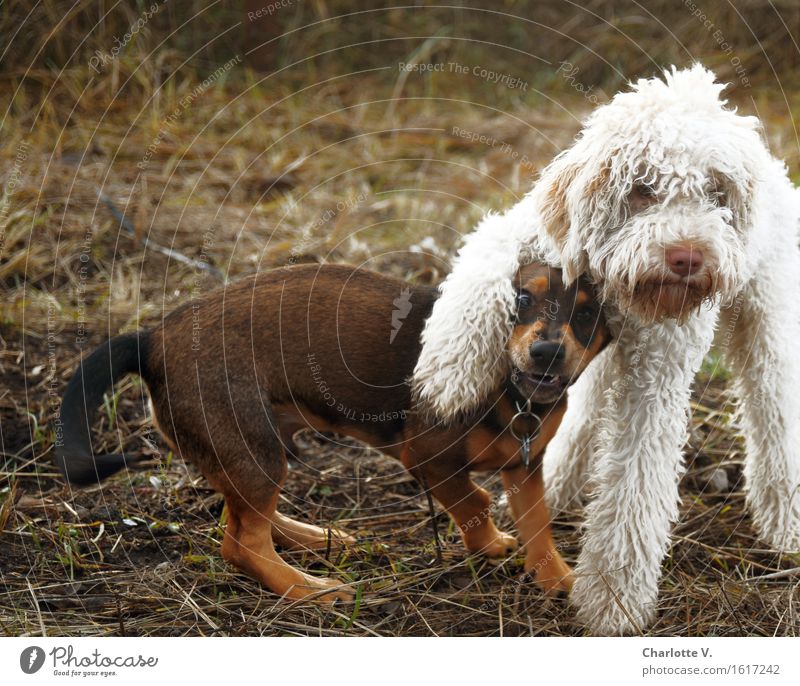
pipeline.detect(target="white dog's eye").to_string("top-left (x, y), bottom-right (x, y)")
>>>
top-left (633, 183), bottom-right (656, 198)
top-left (628, 183), bottom-right (658, 213)
top-left (708, 190), bottom-right (726, 207)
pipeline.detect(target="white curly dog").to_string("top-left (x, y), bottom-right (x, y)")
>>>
top-left (412, 65), bottom-right (800, 634)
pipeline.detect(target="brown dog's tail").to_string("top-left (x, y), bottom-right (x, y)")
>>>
top-left (55, 332), bottom-right (149, 485)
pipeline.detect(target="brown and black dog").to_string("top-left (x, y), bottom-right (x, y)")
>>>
top-left (56, 262), bottom-right (609, 601)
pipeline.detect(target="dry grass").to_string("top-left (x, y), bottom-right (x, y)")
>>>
top-left (2, 3), bottom-right (800, 637)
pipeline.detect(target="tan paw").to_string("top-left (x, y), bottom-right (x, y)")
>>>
top-left (292, 574), bottom-right (354, 603)
top-left (330, 529), bottom-right (357, 547)
top-left (301, 528), bottom-right (357, 551)
top-left (527, 551), bottom-right (574, 596)
top-left (465, 529), bottom-right (519, 558)
top-left (276, 523), bottom-right (356, 552)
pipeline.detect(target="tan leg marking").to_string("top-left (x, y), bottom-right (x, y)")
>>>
top-left (452, 484), bottom-right (518, 558)
top-left (221, 495), bottom-right (352, 602)
top-left (401, 448), bottom-right (517, 558)
top-left (502, 464), bottom-right (573, 595)
top-left (271, 511), bottom-right (356, 551)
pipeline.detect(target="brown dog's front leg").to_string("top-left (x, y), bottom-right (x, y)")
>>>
top-left (502, 464), bottom-right (573, 595)
top-left (401, 446), bottom-right (517, 558)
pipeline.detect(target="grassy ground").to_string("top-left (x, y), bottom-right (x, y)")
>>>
top-left (2, 10), bottom-right (800, 636)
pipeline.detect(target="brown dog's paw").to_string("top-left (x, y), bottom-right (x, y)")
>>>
top-left (465, 529), bottom-right (519, 558)
top-left (299, 528), bottom-right (357, 551)
top-left (334, 530), bottom-right (358, 547)
top-left (272, 513), bottom-right (357, 552)
top-left (295, 576), bottom-right (354, 603)
top-left (527, 552), bottom-right (574, 596)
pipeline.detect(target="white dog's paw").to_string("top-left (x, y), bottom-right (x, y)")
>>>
top-left (746, 476), bottom-right (800, 552)
top-left (749, 498), bottom-right (800, 553)
top-left (571, 570), bottom-right (656, 636)
top-left (764, 520), bottom-right (800, 553)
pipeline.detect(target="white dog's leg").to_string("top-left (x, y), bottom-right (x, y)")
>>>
top-left (544, 346), bottom-right (613, 513)
top-left (720, 252), bottom-right (800, 552)
top-left (570, 310), bottom-right (717, 634)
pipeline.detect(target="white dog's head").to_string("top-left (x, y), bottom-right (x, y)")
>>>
top-left (534, 64), bottom-right (767, 323)
top-left (413, 65), bottom-right (774, 420)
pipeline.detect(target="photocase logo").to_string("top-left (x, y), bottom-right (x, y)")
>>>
top-left (20, 646), bottom-right (45, 674)
top-left (390, 288), bottom-right (413, 343)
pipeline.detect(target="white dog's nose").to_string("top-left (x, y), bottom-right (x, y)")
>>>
top-left (666, 246), bottom-right (704, 277)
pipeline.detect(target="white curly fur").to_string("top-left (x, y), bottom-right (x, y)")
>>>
top-left (411, 204), bottom-right (558, 419)
top-left (413, 64), bottom-right (800, 634)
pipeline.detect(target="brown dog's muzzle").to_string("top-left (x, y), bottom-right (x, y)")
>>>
top-left (530, 341), bottom-right (566, 367)
top-left (509, 264), bottom-right (611, 405)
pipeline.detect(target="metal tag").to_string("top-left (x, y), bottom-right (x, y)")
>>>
top-left (520, 433), bottom-right (532, 470)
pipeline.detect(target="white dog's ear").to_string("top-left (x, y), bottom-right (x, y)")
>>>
top-left (411, 143), bottom-right (611, 421)
top-left (710, 113), bottom-right (770, 232)
top-left (712, 170), bottom-right (755, 232)
top-left (411, 211), bottom-right (524, 421)
top-left (533, 152), bottom-right (604, 284)
top-left (537, 156), bottom-right (579, 251)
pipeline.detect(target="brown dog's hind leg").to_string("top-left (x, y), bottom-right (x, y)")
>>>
top-left (270, 412), bottom-right (355, 551)
top-left (209, 445), bottom-right (351, 601)
top-left (150, 376), bottom-right (350, 603)
top-left (271, 511), bottom-right (356, 551)
top-left (221, 491), bottom-right (351, 602)
top-left (401, 446), bottom-right (517, 558)
top-left (502, 463), bottom-right (573, 595)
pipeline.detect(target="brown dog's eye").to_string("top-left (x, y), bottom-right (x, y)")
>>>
top-left (574, 307), bottom-right (594, 323)
top-left (516, 290), bottom-right (533, 309)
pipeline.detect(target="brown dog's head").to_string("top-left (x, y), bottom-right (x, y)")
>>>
top-left (506, 263), bottom-right (610, 405)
